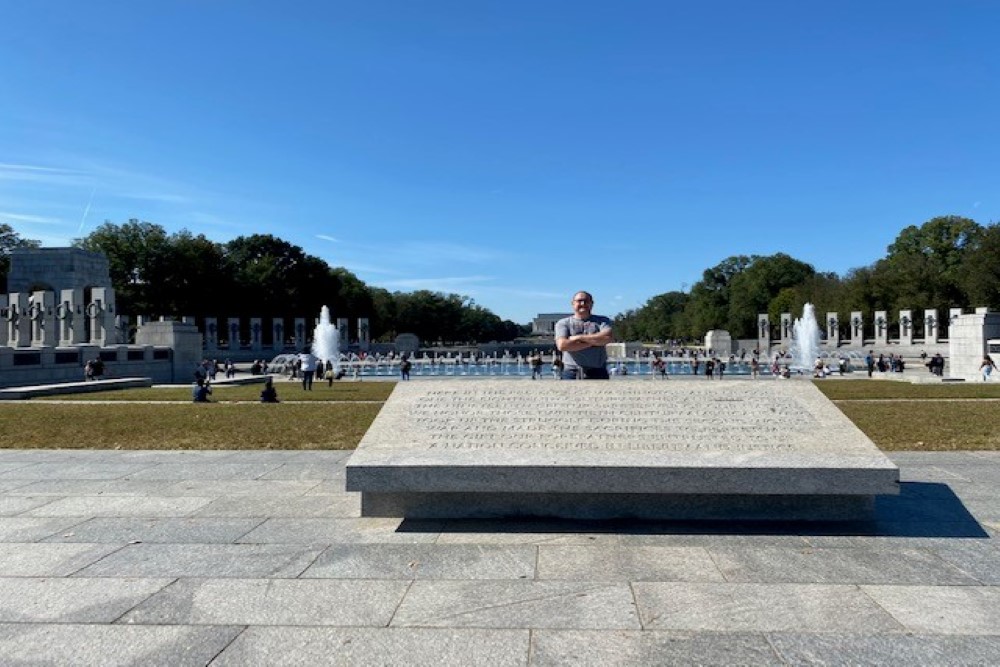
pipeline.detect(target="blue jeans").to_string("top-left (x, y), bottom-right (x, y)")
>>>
top-left (562, 367), bottom-right (609, 380)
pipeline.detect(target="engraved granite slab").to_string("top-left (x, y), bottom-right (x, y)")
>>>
top-left (346, 381), bottom-right (899, 520)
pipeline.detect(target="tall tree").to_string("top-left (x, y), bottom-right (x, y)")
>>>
top-left (727, 253), bottom-right (816, 338)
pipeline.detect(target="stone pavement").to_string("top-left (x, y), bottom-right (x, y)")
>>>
top-left (0, 449), bottom-right (998, 665)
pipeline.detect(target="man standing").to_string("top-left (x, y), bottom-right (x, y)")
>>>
top-left (554, 291), bottom-right (613, 380)
top-left (298, 349), bottom-right (318, 390)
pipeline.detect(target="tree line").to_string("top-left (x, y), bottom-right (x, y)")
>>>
top-left (614, 215), bottom-right (1000, 342)
top-left (3, 214), bottom-right (998, 344)
top-left (0, 220), bottom-right (526, 345)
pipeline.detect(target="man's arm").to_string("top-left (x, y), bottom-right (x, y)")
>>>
top-left (556, 325), bottom-right (613, 351)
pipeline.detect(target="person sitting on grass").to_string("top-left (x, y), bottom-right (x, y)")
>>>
top-left (192, 378), bottom-right (212, 403)
top-left (260, 378), bottom-right (280, 403)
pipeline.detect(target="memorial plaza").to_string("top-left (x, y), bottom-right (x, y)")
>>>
top-left (1, 374), bottom-right (999, 665)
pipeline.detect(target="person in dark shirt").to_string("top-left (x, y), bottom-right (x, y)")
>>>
top-left (260, 378), bottom-right (279, 403)
top-left (192, 378), bottom-right (212, 403)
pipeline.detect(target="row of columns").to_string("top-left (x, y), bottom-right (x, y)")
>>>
top-left (0, 288), bottom-right (118, 348)
top-left (758, 308), bottom-right (963, 350)
top-left (202, 316), bottom-right (370, 354)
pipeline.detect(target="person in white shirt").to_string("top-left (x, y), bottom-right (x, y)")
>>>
top-left (298, 350), bottom-right (318, 390)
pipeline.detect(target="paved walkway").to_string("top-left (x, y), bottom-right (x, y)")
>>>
top-left (0, 449), bottom-right (998, 665)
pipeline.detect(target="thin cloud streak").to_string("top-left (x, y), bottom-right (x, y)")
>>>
top-left (381, 275), bottom-right (495, 292)
top-left (0, 211), bottom-right (64, 225)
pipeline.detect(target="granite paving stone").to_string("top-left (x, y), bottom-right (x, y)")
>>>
top-left (930, 541), bottom-right (1000, 584)
top-left (0, 542), bottom-right (124, 576)
top-left (530, 630), bottom-right (783, 666)
top-left (0, 623), bottom-right (244, 667)
top-left (192, 494), bottom-right (360, 518)
top-left (259, 463), bottom-right (348, 481)
top-left (157, 479), bottom-right (323, 496)
top-left (0, 517), bottom-right (84, 542)
top-left (434, 519), bottom-right (622, 546)
top-left (0, 463), bottom-right (154, 480)
top-left (41, 517), bottom-right (265, 544)
top-left (237, 517), bottom-right (441, 544)
top-left (537, 545), bottom-right (725, 582)
top-left (212, 627), bottom-right (529, 666)
top-left (768, 631), bottom-right (1000, 666)
top-left (6, 479), bottom-right (175, 496)
top-left (21, 496), bottom-right (215, 518)
top-left (125, 463), bottom-right (284, 480)
top-left (391, 580), bottom-right (641, 629)
top-left (862, 584), bottom-right (1000, 634)
top-left (709, 545), bottom-right (980, 585)
top-left (0, 480), bottom-right (34, 493)
top-left (301, 543), bottom-right (536, 580)
top-left (619, 532), bottom-right (811, 548)
top-left (632, 582), bottom-right (904, 632)
top-left (0, 577), bottom-right (172, 622)
top-left (73, 543), bottom-right (324, 578)
top-left (121, 578), bottom-right (408, 626)
top-left (0, 496), bottom-right (60, 516)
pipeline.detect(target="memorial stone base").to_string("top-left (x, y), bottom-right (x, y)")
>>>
top-left (346, 381), bottom-right (900, 521)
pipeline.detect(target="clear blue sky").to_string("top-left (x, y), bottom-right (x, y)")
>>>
top-left (1, 1), bottom-right (996, 323)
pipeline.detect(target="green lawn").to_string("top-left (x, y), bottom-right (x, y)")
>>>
top-left (3, 378), bottom-right (999, 451)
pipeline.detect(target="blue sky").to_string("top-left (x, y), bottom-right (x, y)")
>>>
top-left (1, 1), bottom-right (996, 323)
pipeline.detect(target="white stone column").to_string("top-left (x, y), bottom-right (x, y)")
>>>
top-left (757, 314), bottom-right (770, 353)
top-left (924, 309), bottom-right (939, 343)
top-left (358, 317), bottom-right (370, 352)
top-left (227, 318), bottom-right (241, 351)
top-left (204, 318), bottom-right (219, 353)
top-left (272, 318), bottom-right (284, 352)
top-left (899, 310), bottom-right (913, 346)
top-left (874, 310), bottom-right (888, 346)
top-left (779, 313), bottom-right (792, 348)
top-left (58, 288), bottom-right (85, 345)
top-left (849, 311), bottom-right (863, 347)
top-left (250, 318), bottom-right (263, 353)
top-left (293, 318), bottom-right (306, 351)
top-left (826, 312), bottom-right (840, 347)
top-left (948, 310), bottom-right (1000, 381)
top-left (29, 290), bottom-right (57, 347)
top-left (948, 308), bottom-right (963, 338)
top-left (9, 293), bottom-right (30, 348)
top-left (88, 287), bottom-right (115, 347)
top-left (337, 318), bottom-right (349, 343)
top-left (0, 295), bottom-right (8, 346)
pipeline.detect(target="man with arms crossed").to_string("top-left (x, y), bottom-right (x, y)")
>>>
top-left (554, 291), bottom-right (614, 380)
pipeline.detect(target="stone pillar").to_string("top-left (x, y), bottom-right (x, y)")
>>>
top-left (57, 288), bottom-right (85, 346)
top-left (850, 311), bottom-right (863, 347)
top-left (704, 330), bottom-right (732, 356)
top-left (874, 310), bottom-right (888, 346)
top-left (899, 310), bottom-right (913, 346)
top-left (227, 318), bottom-right (241, 351)
top-left (116, 315), bottom-right (130, 345)
top-left (757, 314), bottom-right (770, 353)
top-left (948, 308), bottom-right (963, 339)
top-left (29, 290), bottom-right (57, 347)
top-left (293, 318), bottom-right (306, 351)
top-left (135, 320), bottom-right (203, 384)
top-left (272, 318), bottom-right (284, 352)
top-left (948, 310), bottom-right (1000, 381)
top-left (204, 318), bottom-right (219, 354)
top-left (358, 317), bottom-right (370, 352)
top-left (924, 309), bottom-right (938, 343)
top-left (826, 312), bottom-right (840, 347)
top-left (337, 318), bottom-right (349, 343)
top-left (8, 293), bottom-right (30, 348)
top-left (250, 318), bottom-right (263, 353)
top-left (0, 295), bottom-right (8, 346)
top-left (779, 313), bottom-right (792, 348)
top-left (87, 287), bottom-right (115, 347)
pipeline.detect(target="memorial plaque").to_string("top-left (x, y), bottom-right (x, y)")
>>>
top-left (346, 380), bottom-right (899, 521)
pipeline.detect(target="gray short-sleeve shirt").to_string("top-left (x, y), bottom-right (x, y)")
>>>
top-left (555, 315), bottom-right (612, 370)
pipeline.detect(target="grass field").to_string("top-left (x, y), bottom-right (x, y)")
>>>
top-left (2, 378), bottom-right (998, 451)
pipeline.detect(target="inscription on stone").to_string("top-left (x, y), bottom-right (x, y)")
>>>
top-left (402, 386), bottom-right (814, 451)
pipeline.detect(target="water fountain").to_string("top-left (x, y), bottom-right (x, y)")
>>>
top-left (311, 306), bottom-right (340, 372)
top-left (790, 303), bottom-right (821, 372)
